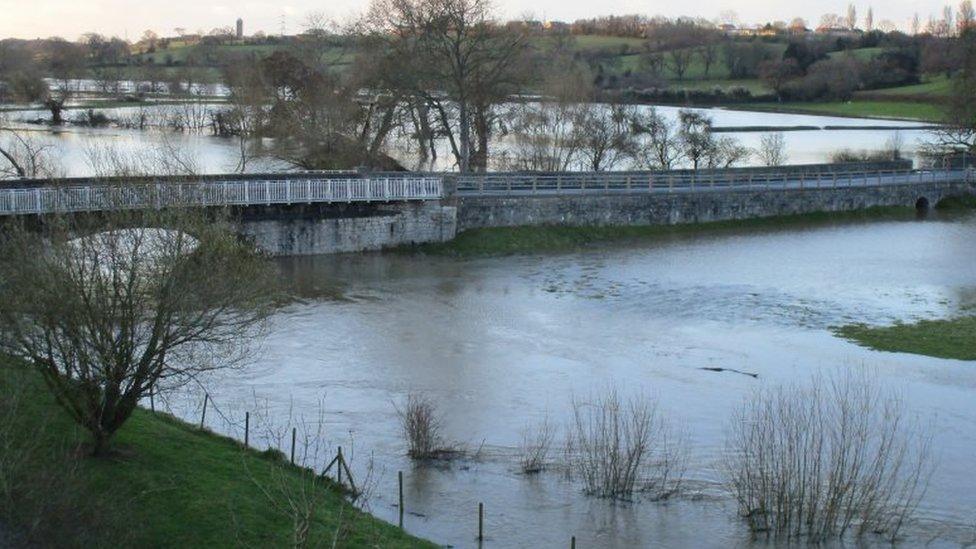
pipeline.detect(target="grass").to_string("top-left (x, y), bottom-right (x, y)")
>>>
top-left (408, 206), bottom-right (916, 257)
top-left (859, 76), bottom-right (952, 98)
top-left (741, 101), bottom-right (947, 122)
top-left (827, 46), bottom-right (884, 61)
top-left (836, 317), bottom-right (976, 360)
top-left (0, 363), bottom-right (434, 548)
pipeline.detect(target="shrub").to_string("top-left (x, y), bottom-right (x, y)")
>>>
top-left (566, 389), bottom-right (684, 500)
top-left (724, 373), bottom-right (932, 542)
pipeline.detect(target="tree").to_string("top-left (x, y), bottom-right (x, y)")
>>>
top-left (959, 0), bottom-right (976, 33)
top-left (865, 7), bottom-right (874, 32)
top-left (364, 0), bottom-right (531, 172)
top-left (0, 208), bottom-right (278, 456)
top-left (43, 39), bottom-right (86, 125)
top-left (0, 123), bottom-right (60, 179)
top-left (631, 108), bottom-right (684, 169)
top-left (759, 58), bottom-right (801, 100)
top-left (678, 110), bottom-right (716, 169)
top-left (666, 48), bottom-right (695, 80)
top-left (846, 4), bottom-right (858, 30)
top-left (757, 132), bottom-right (787, 166)
top-left (575, 103), bottom-right (637, 171)
top-left (927, 30), bottom-right (976, 153)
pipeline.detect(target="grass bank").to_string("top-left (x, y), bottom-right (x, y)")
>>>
top-left (0, 363), bottom-right (433, 548)
top-left (836, 317), bottom-right (976, 361)
top-left (410, 206), bottom-right (916, 257)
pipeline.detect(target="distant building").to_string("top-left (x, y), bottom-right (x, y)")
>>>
top-left (236, 18), bottom-right (244, 40)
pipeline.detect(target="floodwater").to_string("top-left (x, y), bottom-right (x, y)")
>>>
top-left (162, 211), bottom-right (976, 547)
top-left (2, 104), bottom-right (933, 176)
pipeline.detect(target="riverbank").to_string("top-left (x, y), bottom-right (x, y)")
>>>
top-left (0, 364), bottom-right (433, 548)
top-left (836, 317), bottom-right (976, 360)
top-left (410, 206), bottom-right (919, 257)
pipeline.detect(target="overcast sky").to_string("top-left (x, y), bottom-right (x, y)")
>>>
top-left (0, 0), bottom-right (952, 40)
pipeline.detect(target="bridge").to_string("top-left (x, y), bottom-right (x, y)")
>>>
top-left (0, 163), bottom-right (972, 255)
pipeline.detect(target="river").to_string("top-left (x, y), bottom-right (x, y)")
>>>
top-left (157, 210), bottom-right (976, 547)
top-left (2, 104), bottom-right (934, 176)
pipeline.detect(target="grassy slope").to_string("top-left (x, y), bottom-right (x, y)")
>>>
top-left (410, 206), bottom-right (916, 257)
top-left (836, 317), bottom-right (976, 360)
top-left (0, 364), bottom-right (433, 548)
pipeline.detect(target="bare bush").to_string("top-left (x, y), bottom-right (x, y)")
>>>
top-left (395, 394), bottom-right (460, 460)
top-left (725, 373), bottom-right (932, 543)
top-left (566, 389), bottom-right (684, 500)
top-left (518, 415), bottom-right (555, 474)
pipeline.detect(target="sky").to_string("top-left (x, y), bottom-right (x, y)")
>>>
top-left (0, 0), bottom-right (955, 40)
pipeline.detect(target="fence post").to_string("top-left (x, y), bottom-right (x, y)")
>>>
top-left (398, 471), bottom-right (404, 529)
top-left (337, 447), bottom-right (344, 485)
top-left (478, 502), bottom-right (484, 541)
top-left (571, 536), bottom-right (576, 549)
top-left (244, 412), bottom-right (250, 448)
top-left (199, 393), bottom-right (208, 429)
top-left (291, 427), bottom-right (297, 464)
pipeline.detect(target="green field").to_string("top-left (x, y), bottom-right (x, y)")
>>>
top-left (827, 46), bottom-right (884, 61)
top-left (741, 100), bottom-right (946, 122)
top-left (837, 317), bottom-right (976, 360)
top-left (0, 363), bottom-right (433, 547)
top-left (612, 43), bottom-right (785, 82)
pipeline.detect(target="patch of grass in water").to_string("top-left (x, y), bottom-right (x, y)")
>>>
top-left (409, 206), bottom-right (915, 257)
top-left (835, 317), bottom-right (976, 361)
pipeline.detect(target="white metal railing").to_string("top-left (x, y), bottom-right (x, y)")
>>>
top-left (0, 177), bottom-right (443, 216)
top-left (456, 168), bottom-right (975, 196)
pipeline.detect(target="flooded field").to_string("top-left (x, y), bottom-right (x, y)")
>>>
top-left (161, 211), bottom-right (976, 547)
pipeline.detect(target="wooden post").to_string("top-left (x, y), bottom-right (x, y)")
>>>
top-left (398, 471), bottom-right (404, 529)
top-left (199, 393), bottom-right (208, 429)
top-left (290, 427), bottom-right (297, 464)
top-left (244, 412), bottom-right (250, 448)
top-left (478, 502), bottom-right (484, 541)
top-left (571, 536), bottom-right (576, 549)
top-left (337, 447), bottom-right (344, 485)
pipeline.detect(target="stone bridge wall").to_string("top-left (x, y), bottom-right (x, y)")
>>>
top-left (235, 200), bottom-right (457, 256)
top-left (456, 181), bottom-right (974, 231)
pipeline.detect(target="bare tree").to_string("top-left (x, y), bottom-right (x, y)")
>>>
top-left (846, 4), bottom-right (858, 30)
top-left (42, 39), bottom-right (86, 125)
top-left (725, 373), bottom-right (932, 542)
top-left (631, 108), bottom-right (685, 170)
top-left (363, 0), bottom-right (532, 172)
top-left (757, 132), bottom-right (787, 166)
top-left (575, 103), bottom-right (638, 171)
top-left (0, 124), bottom-right (62, 179)
top-left (0, 208), bottom-right (278, 455)
top-left (666, 48), bottom-right (695, 81)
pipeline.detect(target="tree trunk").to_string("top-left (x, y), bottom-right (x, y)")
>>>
top-left (458, 101), bottom-right (471, 173)
top-left (91, 430), bottom-right (112, 457)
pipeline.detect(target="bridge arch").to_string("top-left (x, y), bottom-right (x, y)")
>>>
top-left (915, 196), bottom-right (930, 210)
